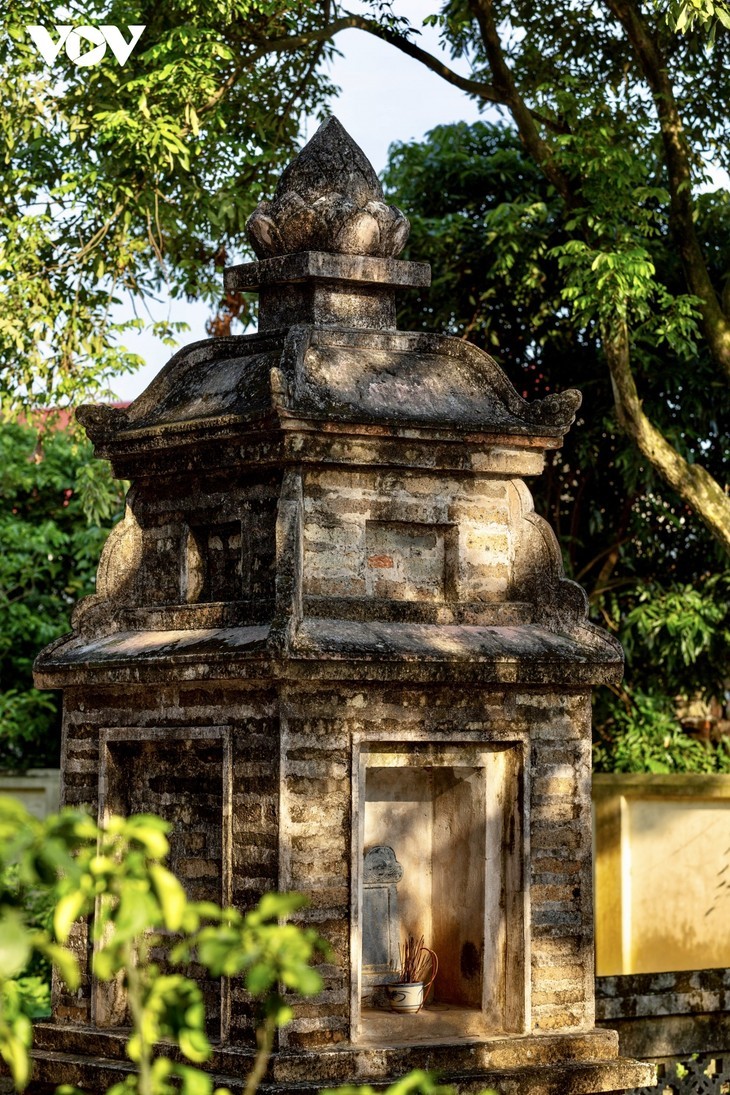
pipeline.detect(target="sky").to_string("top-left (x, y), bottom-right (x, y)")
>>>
top-left (111, 4), bottom-right (485, 401)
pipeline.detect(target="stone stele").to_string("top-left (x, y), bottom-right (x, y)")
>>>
top-left (32, 117), bottom-right (656, 1095)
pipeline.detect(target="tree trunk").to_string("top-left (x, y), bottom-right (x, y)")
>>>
top-left (602, 316), bottom-right (730, 554)
top-left (603, 0), bottom-right (730, 381)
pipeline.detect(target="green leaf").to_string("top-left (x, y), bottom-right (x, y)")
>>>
top-left (245, 961), bottom-right (274, 995)
top-left (0, 908), bottom-right (31, 978)
top-left (0, 1028), bottom-right (31, 1090)
top-left (53, 890), bottom-right (87, 943)
top-left (39, 941), bottom-right (80, 990)
top-left (92, 948), bottom-right (117, 981)
top-left (176, 1063), bottom-right (213, 1095)
top-left (149, 865), bottom-right (187, 931)
top-left (124, 816), bottom-right (170, 859)
top-left (179, 1028), bottom-right (212, 1064)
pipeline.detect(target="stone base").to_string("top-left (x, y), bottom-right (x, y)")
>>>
top-left (596, 968), bottom-right (730, 1060)
top-left (29, 1023), bottom-right (656, 1095)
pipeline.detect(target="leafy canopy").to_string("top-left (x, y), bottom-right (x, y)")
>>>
top-left (0, 421), bottom-right (124, 770)
top-left (1, 0), bottom-right (335, 413)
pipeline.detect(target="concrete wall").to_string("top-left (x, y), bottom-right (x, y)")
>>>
top-left (593, 773), bottom-right (730, 976)
top-left (0, 769), bottom-right (60, 818)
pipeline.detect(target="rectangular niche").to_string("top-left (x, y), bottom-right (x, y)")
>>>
top-left (183, 521), bottom-right (243, 603)
top-left (96, 727), bottom-right (232, 1038)
top-left (353, 743), bottom-right (526, 1045)
top-left (365, 521), bottom-right (458, 603)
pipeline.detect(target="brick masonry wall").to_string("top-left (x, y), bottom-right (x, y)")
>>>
top-left (277, 684), bottom-right (595, 1048)
top-left (596, 968), bottom-right (730, 1061)
top-left (56, 680), bottom-right (594, 1048)
top-left (57, 682), bottom-right (278, 1043)
top-left (279, 688), bottom-right (352, 1050)
top-left (106, 471), bottom-right (281, 621)
top-left (597, 969), bottom-right (730, 1023)
top-left (300, 468), bottom-right (529, 620)
top-left (527, 692), bottom-right (594, 1032)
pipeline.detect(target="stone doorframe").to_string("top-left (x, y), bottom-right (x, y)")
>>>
top-left (94, 725), bottom-right (234, 1037)
top-left (351, 732), bottom-right (530, 1043)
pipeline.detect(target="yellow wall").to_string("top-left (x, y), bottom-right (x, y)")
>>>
top-left (593, 773), bottom-right (730, 975)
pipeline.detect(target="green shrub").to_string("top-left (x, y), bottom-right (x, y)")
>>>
top-left (593, 688), bottom-right (730, 774)
top-left (0, 797), bottom-right (473, 1095)
top-left (0, 423), bottom-right (123, 770)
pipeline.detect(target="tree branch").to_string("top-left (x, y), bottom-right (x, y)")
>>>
top-left (603, 0), bottom-right (730, 379)
top-left (241, 13), bottom-right (567, 132)
top-left (248, 14), bottom-right (498, 99)
top-left (576, 534), bottom-right (634, 585)
top-left (602, 315), bottom-right (730, 554)
top-left (467, 0), bottom-right (576, 203)
top-left (56, 202), bottom-right (127, 271)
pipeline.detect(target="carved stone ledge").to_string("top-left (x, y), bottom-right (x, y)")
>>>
top-left (225, 251), bottom-right (430, 331)
top-left (75, 403), bottom-right (129, 442)
top-left (224, 251), bottom-right (431, 292)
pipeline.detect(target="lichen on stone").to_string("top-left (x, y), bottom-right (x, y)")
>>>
top-left (246, 117), bottom-right (410, 259)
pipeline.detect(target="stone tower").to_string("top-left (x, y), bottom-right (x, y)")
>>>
top-left (34, 118), bottom-right (654, 1094)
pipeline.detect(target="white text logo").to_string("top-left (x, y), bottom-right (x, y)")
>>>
top-left (26, 24), bottom-right (146, 67)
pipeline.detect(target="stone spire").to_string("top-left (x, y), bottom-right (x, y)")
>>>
top-left (246, 116), bottom-right (410, 258)
top-left (225, 117), bottom-right (429, 331)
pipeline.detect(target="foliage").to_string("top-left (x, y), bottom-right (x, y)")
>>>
top-left (593, 688), bottom-right (730, 773)
top-left (0, 0), bottom-right (335, 414)
top-left (665, 0), bottom-right (730, 37)
top-left (0, 796), bottom-right (331, 1095)
top-left (0, 864), bottom-right (54, 991)
top-left (0, 796), bottom-right (94, 1087)
top-left (0, 796), bottom-right (474, 1095)
top-left (383, 122), bottom-right (564, 362)
top-left (0, 421), bottom-right (124, 770)
top-left (620, 576), bottom-right (730, 698)
top-left (593, 574), bottom-right (730, 772)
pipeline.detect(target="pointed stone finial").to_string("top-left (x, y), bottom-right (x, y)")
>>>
top-left (226, 118), bottom-right (429, 330)
top-left (246, 117), bottom-right (410, 259)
